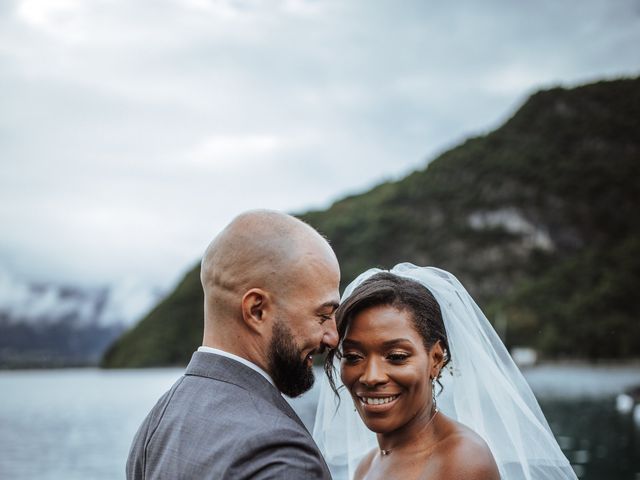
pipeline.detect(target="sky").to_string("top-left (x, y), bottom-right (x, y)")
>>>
top-left (1, 0), bottom-right (639, 292)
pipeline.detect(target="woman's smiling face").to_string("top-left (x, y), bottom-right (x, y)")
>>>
top-left (340, 304), bottom-right (438, 434)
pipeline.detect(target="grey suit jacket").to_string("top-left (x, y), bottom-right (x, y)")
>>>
top-left (126, 351), bottom-right (332, 479)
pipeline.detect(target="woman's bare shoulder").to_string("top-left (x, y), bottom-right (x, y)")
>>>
top-left (353, 448), bottom-right (377, 480)
top-left (434, 421), bottom-right (500, 480)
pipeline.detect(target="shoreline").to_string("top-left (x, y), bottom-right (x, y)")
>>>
top-left (3, 357), bottom-right (640, 372)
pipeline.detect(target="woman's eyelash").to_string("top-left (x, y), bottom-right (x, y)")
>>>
top-left (342, 352), bottom-right (361, 362)
top-left (339, 351), bottom-right (410, 363)
top-left (387, 353), bottom-right (409, 362)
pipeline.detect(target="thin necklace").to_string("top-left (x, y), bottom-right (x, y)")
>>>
top-left (380, 407), bottom-right (439, 456)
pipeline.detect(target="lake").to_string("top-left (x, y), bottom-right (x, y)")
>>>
top-left (1, 364), bottom-right (639, 479)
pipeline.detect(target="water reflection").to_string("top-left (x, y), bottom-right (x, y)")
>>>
top-left (540, 398), bottom-right (640, 479)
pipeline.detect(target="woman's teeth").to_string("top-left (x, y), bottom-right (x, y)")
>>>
top-left (360, 395), bottom-right (399, 405)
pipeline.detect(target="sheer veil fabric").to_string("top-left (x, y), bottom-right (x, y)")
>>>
top-left (312, 263), bottom-right (577, 480)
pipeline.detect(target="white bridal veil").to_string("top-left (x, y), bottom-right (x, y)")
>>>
top-left (312, 263), bottom-right (577, 480)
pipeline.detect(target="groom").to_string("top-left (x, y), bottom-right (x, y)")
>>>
top-left (127, 210), bottom-right (340, 479)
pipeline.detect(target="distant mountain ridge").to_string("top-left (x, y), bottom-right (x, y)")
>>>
top-left (102, 77), bottom-right (640, 368)
top-left (0, 268), bottom-right (163, 368)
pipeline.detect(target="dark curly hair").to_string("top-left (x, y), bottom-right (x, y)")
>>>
top-left (324, 272), bottom-right (451, 396)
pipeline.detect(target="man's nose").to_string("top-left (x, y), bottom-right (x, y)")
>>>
top-left (359, 357), bottom-right (387, 387)
top-left (322, 318), bottom-right (339, 349)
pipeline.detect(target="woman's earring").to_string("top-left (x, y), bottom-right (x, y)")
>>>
top-left (431, 378), bottom-right (438, 412)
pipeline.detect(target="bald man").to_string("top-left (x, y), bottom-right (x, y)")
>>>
top-left (127, 210), bottom-right (339, 479)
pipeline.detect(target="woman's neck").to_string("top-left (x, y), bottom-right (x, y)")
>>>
top-left (376, 403), bottom-right (439, 455)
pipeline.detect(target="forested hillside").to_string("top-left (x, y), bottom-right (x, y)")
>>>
top-left (102, 77), bottom-right (640, 368)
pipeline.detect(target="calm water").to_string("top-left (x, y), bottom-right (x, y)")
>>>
top-left (1, 365), bottom-right (639, 479)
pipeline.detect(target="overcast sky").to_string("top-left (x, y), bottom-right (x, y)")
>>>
top-left (1, 0), bottom-right (639, 290)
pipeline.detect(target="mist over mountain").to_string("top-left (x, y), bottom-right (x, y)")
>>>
top-left (0, 267), bottom-right (163, 368)
top-left (103, 77), bottom-right (640, 368)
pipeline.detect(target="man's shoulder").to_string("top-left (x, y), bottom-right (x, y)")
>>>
top-left (128, 374), bottom-right (329, 479)
top-left (174, 374), bottom-right (296, 425)
top-left (148, 373), bottom-right (312, 449)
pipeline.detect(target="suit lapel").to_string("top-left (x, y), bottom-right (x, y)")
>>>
top-left (184, 351), bottom-right (332, 478)
top-left (184, 351), bottom-right (308, 430)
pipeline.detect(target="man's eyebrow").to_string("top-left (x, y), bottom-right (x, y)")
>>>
top-left (342, 338), bottom-right (361, 347)
top-left (318, 301), bottom-right (339, 311)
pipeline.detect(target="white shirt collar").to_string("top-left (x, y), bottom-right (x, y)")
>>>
top-left (197, 346), bottom-right (275, 387)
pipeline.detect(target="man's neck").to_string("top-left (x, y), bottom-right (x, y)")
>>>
top-left (198, 345), bottom-right (275, 387)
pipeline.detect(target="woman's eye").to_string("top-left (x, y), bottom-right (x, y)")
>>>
top-left (387, 353), bottom-right (409, 363)
top-left (342, 353), bottom-right (362, 364)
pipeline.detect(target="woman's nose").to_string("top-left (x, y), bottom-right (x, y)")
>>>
top-left (359, 357), bottom-right (387, 387)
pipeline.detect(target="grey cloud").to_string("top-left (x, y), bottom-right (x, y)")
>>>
top-left (1, 0), bottom-right (638, 288)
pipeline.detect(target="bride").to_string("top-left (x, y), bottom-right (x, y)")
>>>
top-left (313, 263), bottom-right (577, 480)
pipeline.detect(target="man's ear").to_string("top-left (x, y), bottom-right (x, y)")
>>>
top-left (429, 340), bottom-right (445, 379)
top-left (241, 288), bottom-right (271, 334)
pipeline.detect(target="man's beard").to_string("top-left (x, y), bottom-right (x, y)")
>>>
top-left (268, 320), bottom-right (315, 398)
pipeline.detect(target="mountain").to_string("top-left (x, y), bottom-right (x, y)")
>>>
top-left (102, 77), bottom-right (640, 368)
top-left (0, 268), bottom-right (163, 368)
top-left (102, 265), bottom-right (204, 367)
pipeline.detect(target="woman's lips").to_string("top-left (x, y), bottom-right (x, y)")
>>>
top-left (356, 394), bottom-right (401, 412)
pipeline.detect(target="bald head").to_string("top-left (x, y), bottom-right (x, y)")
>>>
top-left (199, 210), bottom-right (340, 394)
top-left (201, 210), bottom-right (338, 330)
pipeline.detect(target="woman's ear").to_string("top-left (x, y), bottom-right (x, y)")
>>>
top-left (241, 288), bottom-right (271, 334)
top-left (429, 340), bottom-right (445, 379)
